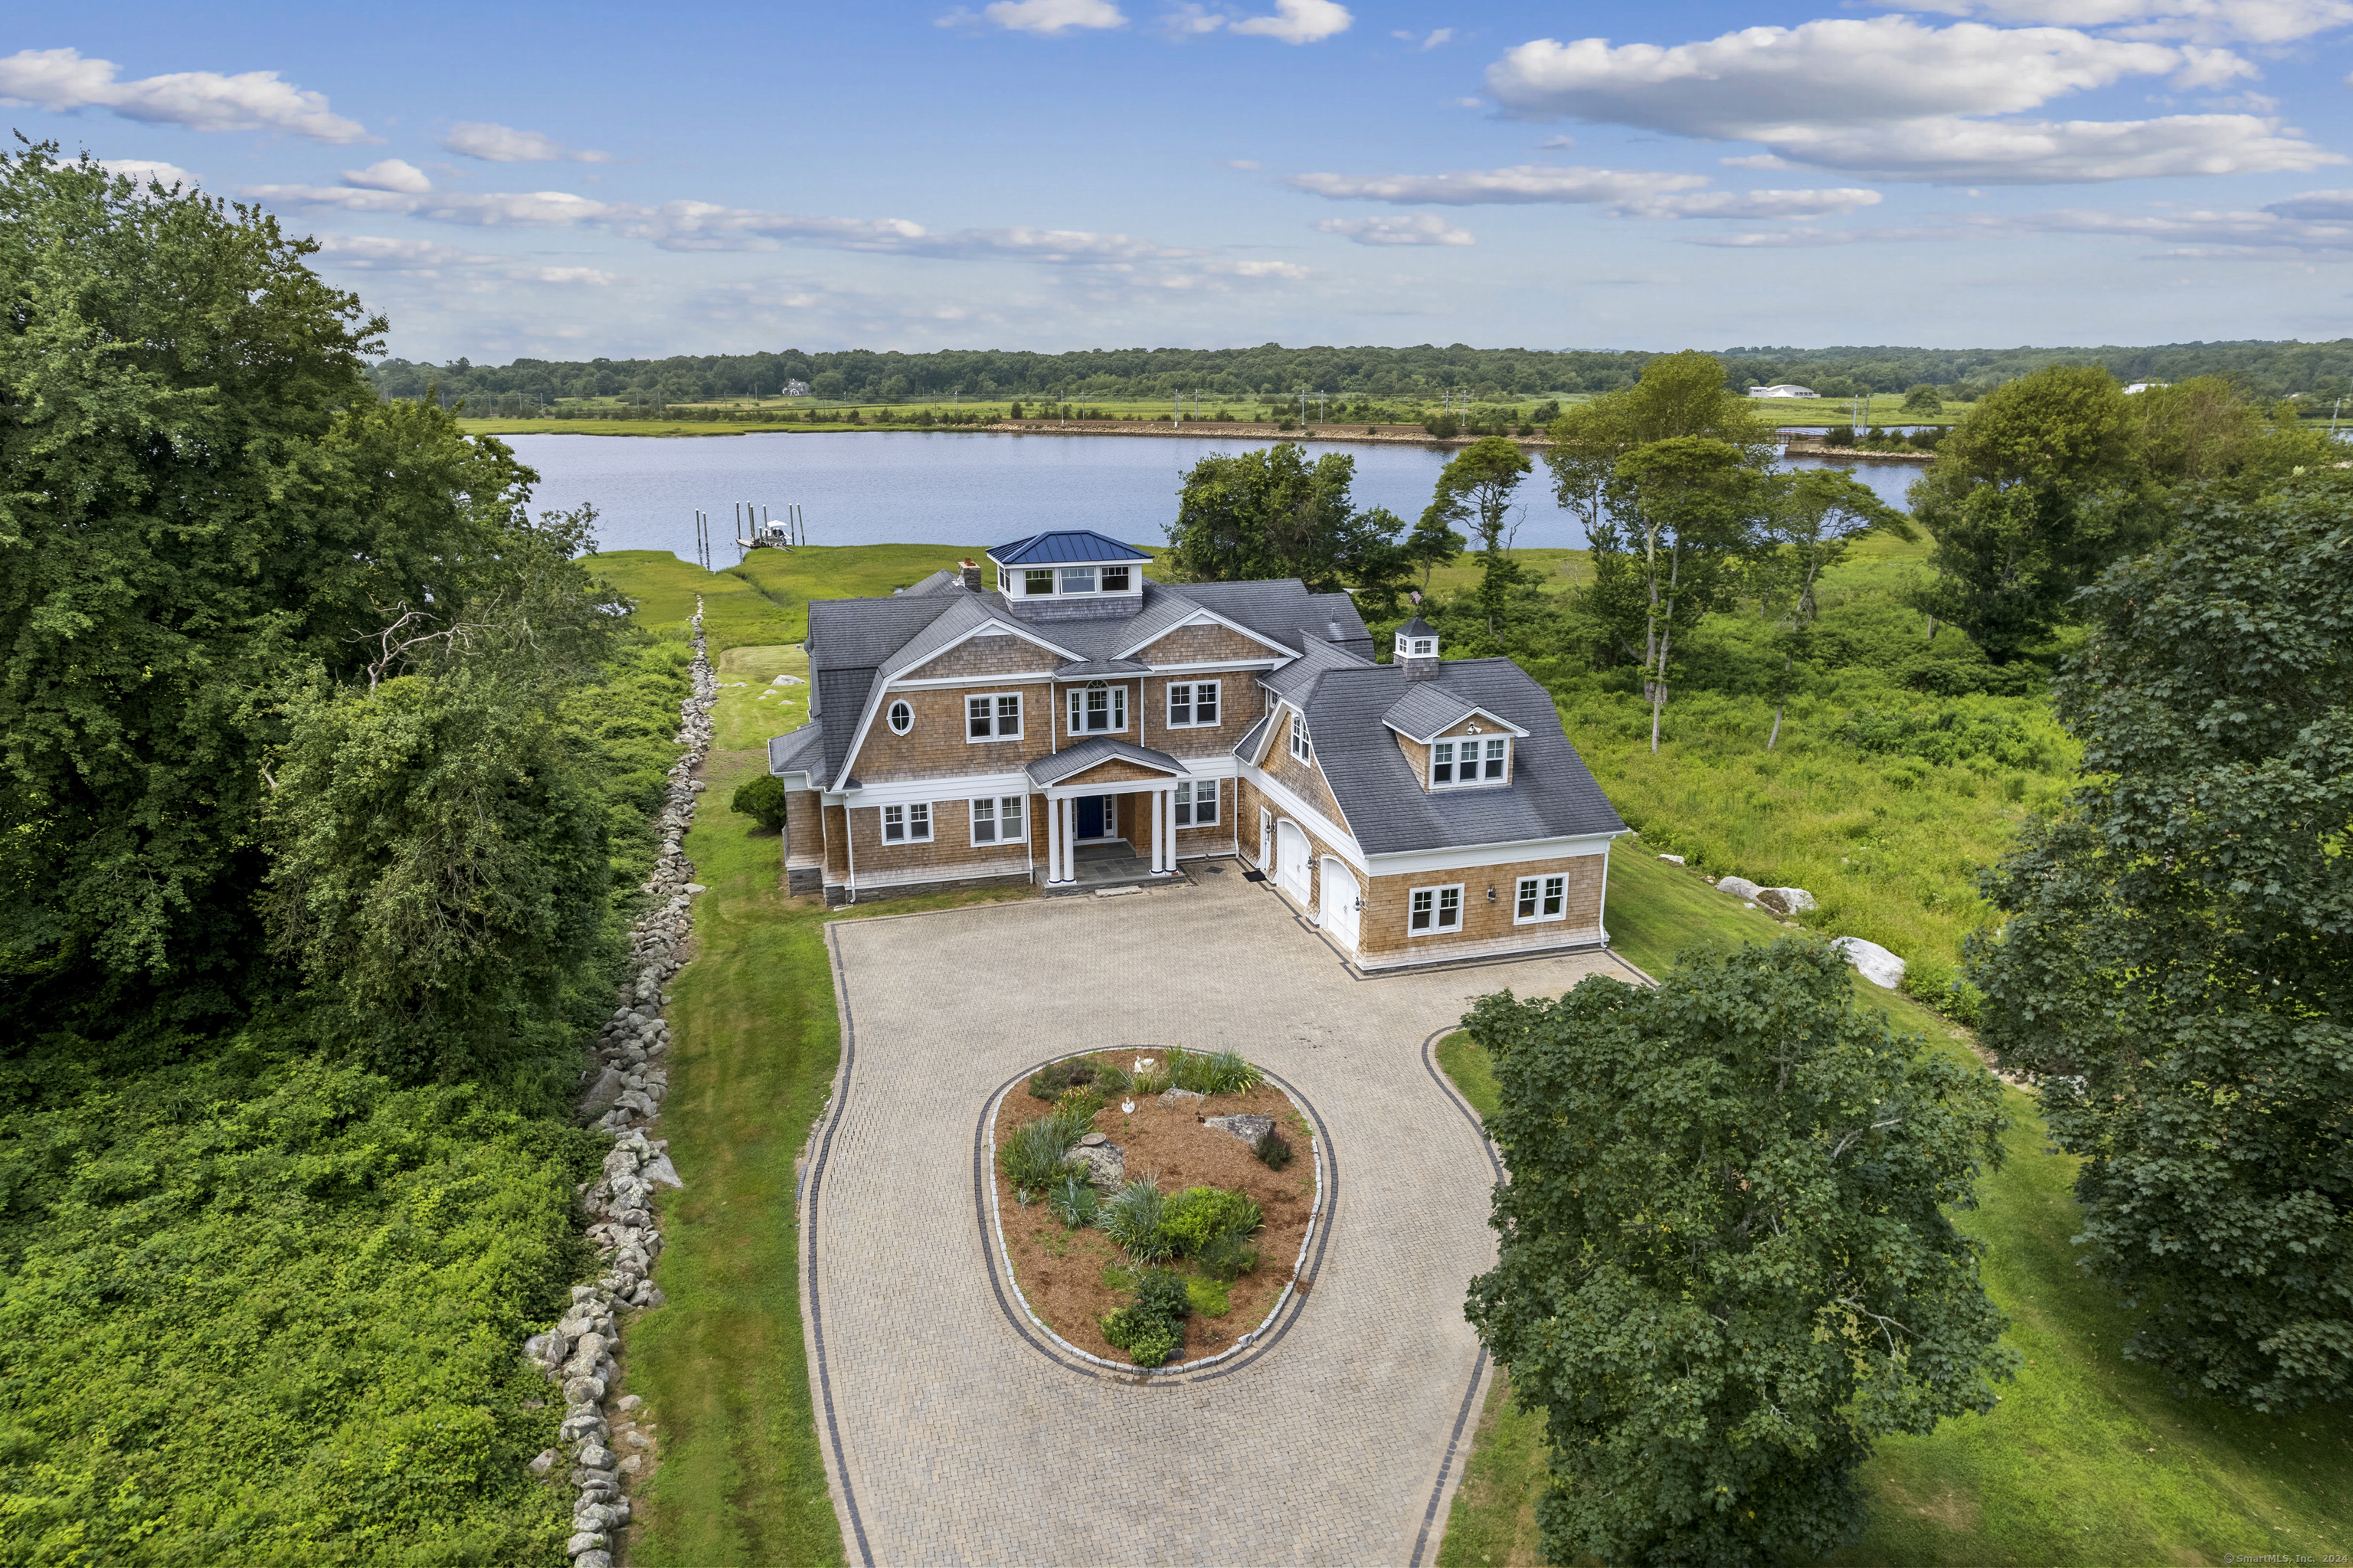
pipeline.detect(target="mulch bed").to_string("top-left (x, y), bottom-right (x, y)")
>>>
top-left (990, 1052), bottom-right (1317, 1367)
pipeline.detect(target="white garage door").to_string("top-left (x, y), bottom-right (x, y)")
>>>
top-left (1275, 820), bottom-right (1311, 905)
top-left (1319, 859), bottom-right (1360, 948)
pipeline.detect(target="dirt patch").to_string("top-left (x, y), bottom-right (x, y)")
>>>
top-left (991, 1055), bottom-right (1318, 1367)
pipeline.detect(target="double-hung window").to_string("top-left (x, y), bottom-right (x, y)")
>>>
top-left (1409, 884), bottom-right (1464, 935)
top-left (1288, 711), bottom-right (1311, 761)
top-left (882, 803), bottom-right (931, 843)
top-left (1069, 683), bottom-right (1126, 735)
top-left (1167, 680), bottom-right (1220, 728)
top-left (1059, 566), bottom-right (1097, 594)
top-left (970, 795), bottom-right (1027, 844)
top-left (1101, 565), bottom-right (1131, 591)
top-left (1173, 780), bottom-right (1218, 827)
top-left (967, 692), bottom-right (1022, 741)
top-left (1432, 737), bottom-right (1510, 788)
top-left (1023, 568), bottom-right (1055, 596)
top-left (1515, 874), bottom-right (1567, 924)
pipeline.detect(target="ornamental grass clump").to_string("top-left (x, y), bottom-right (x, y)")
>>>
top-left (1046, 1173), bottom-right (1101, 1230)
top-left (1101, 1179), bottom-right (1176, 1263)
top-left (1000, 1105), bottom-right (1093, 1195)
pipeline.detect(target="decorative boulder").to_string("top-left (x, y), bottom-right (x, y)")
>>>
top-left (1757, 887), bottom-right (1818, 915)
top-left (1657, 853), bottom-right (1686, 865)
top-left (578, 1068), bottom-right (627, 1118)
top-left (1717, 876), bottom-right (1766, 903)
top-left (1069, 1141), bottom-right (1126, 1192)
top-left (1160, 1087), bottom-right (1205, 1104)
top-left (1205, 1113), bottom-right (1275, 1145)
top-left (1832, 936), bottom-right (1906, 990)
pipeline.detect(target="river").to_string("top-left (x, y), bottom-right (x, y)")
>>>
top-left (502, 430), bottom-right (1922, 561)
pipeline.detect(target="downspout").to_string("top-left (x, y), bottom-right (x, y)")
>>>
top-left (845, 798), bottom-right (858, 905)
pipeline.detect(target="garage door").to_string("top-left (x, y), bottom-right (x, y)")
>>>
top-left (1275, 820), bottom-right (1311, 905)
top-left (1319, 859), bottom-right (1360, 948)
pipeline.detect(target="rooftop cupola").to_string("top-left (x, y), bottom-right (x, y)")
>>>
top-left (985, 529), bottom-right (1152, 621)
top-left (1395, 616), bottom-right (1441, 681)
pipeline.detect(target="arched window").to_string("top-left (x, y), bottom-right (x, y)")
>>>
top-left (888, 699), bottom-right (914, 735)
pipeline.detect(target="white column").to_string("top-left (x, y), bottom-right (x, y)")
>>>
top-left (1060, 796), bottom-right (1076, 882)
top-left (1046, 791), bottom-right (1063, 882)
top-left (1157, 789), bottom-right (1173, 873)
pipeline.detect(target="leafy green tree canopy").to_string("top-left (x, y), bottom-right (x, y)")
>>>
top-left (1970, 478), bottom-right (2353, 1411)
top-left (1163, 441), bottom-right (1408, 609)
top-left (1902, 383), bottom-right (1945, 415)
top-left (0, 143), bottom-right (536, 1023)
top-left (1465, 941), bottom-right (2014, 1566)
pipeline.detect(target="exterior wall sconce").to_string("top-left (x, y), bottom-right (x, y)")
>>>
top-left (1486, 885), bottom-right (1497, 902)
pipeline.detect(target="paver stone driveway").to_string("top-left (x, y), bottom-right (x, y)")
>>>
top-left (801, 865), bottom-right (1641, 1566)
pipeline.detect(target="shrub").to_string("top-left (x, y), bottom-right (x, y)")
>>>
top-left (1425, 413), bottom-right (1460, 439)
top-left (730, 774), bottom-right (788, 832)
top-left (1186, 1276), bottom-right (1232, 1317)
top-left (1196, 1232), bottom-right (1261, 1282)
top-left (1254, 1128), bottom-right (1294, 1170)
top-left (1000, 1109), bottom-right (1088, 1193)
top-left (1167, 1047), bottom-right (1262, 1095)
top-left (1128, 1058), bottom-right (1172, 1097)
top-left (1054, 1085), bottom-right (1105, 1123)
top-left (1008, 401), bottom-right (1024, 419)
top-left (1025, 1057), bottom-right (1098, 1100)
top-left (1157, 1186), bottom-right (1263, 1256)
top-left (1099, 1268), bottom-right (1192, 1367)
top-left (1822, 425), bottom-right (1856, 447)
top-left (1133, 1267), bottom-right (1191, 1321)
top-left (1092, 1060), bottom-right (1132, 1092)
top-left (1102, 1179), bottom-right (1176, 1262)
top-left (1047, 1173), bottom-right (1101, 1229)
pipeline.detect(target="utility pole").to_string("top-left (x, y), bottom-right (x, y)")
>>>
top-left (2334, 396), bottom-right (2343, 435)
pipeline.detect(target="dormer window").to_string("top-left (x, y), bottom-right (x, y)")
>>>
top-left (1101, 565), bottom-right (1131, 592)
top-left (1398, 634), bottom-right (1436, 657)
top-left (1432, 736), bottom-right (1509, 788)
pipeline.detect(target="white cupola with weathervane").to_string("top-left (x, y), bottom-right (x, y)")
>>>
top-left (986, 530), bottom-right (1152, 621)
top-left (1395, 614), bottom-right (1441, 680)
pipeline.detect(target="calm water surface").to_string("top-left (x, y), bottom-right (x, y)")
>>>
top-left (506, 430), bottom-right (1922, 561)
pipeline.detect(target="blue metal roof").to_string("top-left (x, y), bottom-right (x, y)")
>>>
top-left (986, 530), bottom-right (1153, 566)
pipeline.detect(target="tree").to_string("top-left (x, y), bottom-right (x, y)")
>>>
top-left (1465, 941), bottom-right (2013, 1567)
top-left (1163, 442), bottom-right (1407, 602)
top-left (1756, 470), bottom-right (1913, 750)
top-left (1968, 478), bottom-right (2353, 1411)
top-left (1902, 383), bottom-right (1944, 415)
top-left (0, 144), bottom-right (535, 1027)
top-left (1427, 436), bottom-right (1533, 637)
top-left (1905, 364), bottom-right (2148, 663)
top-left (2128, 375), bottom-right (2338, 491)
top-left (1402, 505), bottom-right (1466, 593)
top-left (1610, 437), bottom-right (1771, 751)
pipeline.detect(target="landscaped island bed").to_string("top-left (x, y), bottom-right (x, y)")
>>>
top-left (990, 1050), bottom-right (1317, 1367)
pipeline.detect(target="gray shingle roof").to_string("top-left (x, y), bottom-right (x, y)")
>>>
top-left (895, 568), bottom-right (964, 597)
top-left (1232, 713), bottom-right (1273, 762)
top-left (1026, 736), bottom-right (1190, 787)
top-left (1262, 634), bottom-right (1366, 699)
top-left (768, 721), bottom-right (826, 777)
top-left (1380, 685), bottom-right (1528, 743)
top-left (987, 530), bottom-right (1153, 566)
top-left (1298, 660), bottom-right (1625, 856)
top-left (1057, 657), bottom-right (1151, 678)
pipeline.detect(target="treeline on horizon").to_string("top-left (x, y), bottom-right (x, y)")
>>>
top-left (366, 338), bottom-right (2353, 410)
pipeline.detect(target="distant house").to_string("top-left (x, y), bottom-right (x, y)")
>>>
top-left (1748, 384), bottom-right (1818, 398)
top-left (766, 529), bottom-right (1628, 967)
top-left (782, 379), bottom-right (812, 398)
top-left (2122, 382), bottom-right (2167, 394)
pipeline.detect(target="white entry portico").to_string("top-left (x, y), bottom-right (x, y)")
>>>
top-left (1029, 737), bottom-right (1195, 886)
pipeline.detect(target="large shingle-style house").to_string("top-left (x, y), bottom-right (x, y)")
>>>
top-left (766, 530), bottom-right (1628, 969)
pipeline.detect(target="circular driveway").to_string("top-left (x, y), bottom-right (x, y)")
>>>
top-left (801, 865), bottom-right (1642, 1566)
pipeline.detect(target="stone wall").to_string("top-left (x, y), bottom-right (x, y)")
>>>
top-left (514, 602), bottom-right (716, 1568)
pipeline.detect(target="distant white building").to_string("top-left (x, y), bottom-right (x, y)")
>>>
top-left (2122, 382), bottom-right (2167, 394)
top-left (782, 379), bottom-right (812, 398)
top-left (1748, 383), bottom-right (1817, 398)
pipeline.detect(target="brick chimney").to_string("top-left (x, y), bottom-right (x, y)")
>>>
top-left (959, 558), bottom-right (983, 591)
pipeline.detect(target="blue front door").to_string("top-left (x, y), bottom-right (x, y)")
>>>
top-left (1076, 795), bottom-right (1108, 840)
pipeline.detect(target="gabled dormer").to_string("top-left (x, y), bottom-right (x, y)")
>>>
top-left (987, 530), bottom-right (1150, 622)
top-left (1383, 682), bottom-right (1530, 792)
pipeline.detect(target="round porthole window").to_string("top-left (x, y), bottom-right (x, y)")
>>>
top-left (888, 699), bottom-right (914, 735)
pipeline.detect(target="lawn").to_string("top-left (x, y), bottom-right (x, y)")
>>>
top-left (616, 642), bottom-right (1039, 1568)
top-left (1431, 857), bottom-right (2353, 1566)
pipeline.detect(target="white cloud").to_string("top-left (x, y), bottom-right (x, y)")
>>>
top-left (1231, 0), bottom-right (1353, 41)
top-left (101, 157), bottom-right (196, 188)
top-left (1686, 192), bottom-right (2353, 254)
top-left (440, 122), bottom-right (613, 163)
top-left (1315, 214), bottom-right (1476, 244)
top-left (1288, 162), bottom-right (1882, 218)
top-left (982, 0), bottom-right (1127, 33)
top-left (1902, 0), bottom-right (2353, 45)
top-left (2268, 188), bottom-right (2353, 218)
top-left (1480, 16), bottom-right (2325, 182)
top-left (1223, 158), bottom-right (1263, 169)
top-left (1392, 27), bottom-right (1451, 48)
top-left (246, 182), bottom-right (618, 226)
top-left (0, 47), bottom-right (369, 142)
top-left (504, 264), bottom-right (620, 285)
top-left (313, 234), bottom-right (496, 270)
top-left (341, 159), bottom-right (432, 194)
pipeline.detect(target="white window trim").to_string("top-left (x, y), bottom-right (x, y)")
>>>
top-left (1165, 679), bottom-right (1222, 729)
top-left (1173, 778), bottom-right (1219, 827)
top-left (1430, 736), bottom-right (1510, 790)
top-left (886, 699), bottom-right (914, 735)
top-left (1409, 882), bottom-right (1465, 937)
top-left (881, 802), bottom-right (934, 844)
top-left (1514, 873), bottom-right (1569, 925)
top-left (970, 794), bottom-right (1029, 845)
top-left (966, 691), bottom-right (1023, 743)
top-left (1288, 710), bottom-right (1311, 762)
top-left (1067, 683), bottom-right (1129, 738)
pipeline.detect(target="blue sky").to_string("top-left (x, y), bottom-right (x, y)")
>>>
top-left (8, 0), bottom-right (2349, 360)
